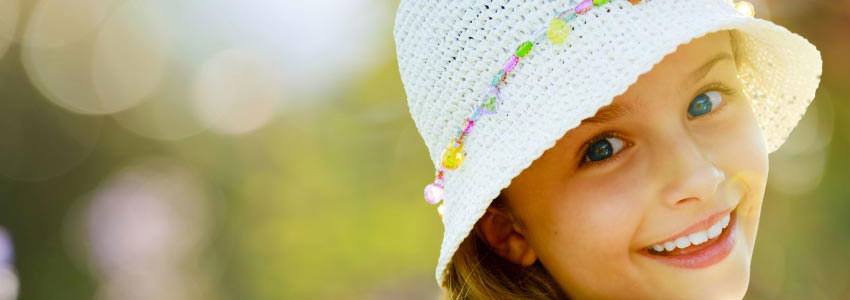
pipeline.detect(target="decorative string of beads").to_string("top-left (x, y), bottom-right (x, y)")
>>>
top-left (424, 0), bottom-right (757, 216)
top-left (424, 0), bottom-right (663, 216)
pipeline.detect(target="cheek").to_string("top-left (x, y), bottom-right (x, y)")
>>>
top-left (528, 169), bottom-right (648, 288)
top-left (711, 97), bottom-right (769, 244)
top-left (683, 94), bottom-right (770, 196)
top-left (703, 98), bottom-right (769, 182)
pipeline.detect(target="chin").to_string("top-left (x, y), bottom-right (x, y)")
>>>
top-left (677, 216), bottom-right (754, 300)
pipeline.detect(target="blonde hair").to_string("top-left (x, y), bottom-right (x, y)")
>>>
top-left (439, 195), bottom-right (568, 300)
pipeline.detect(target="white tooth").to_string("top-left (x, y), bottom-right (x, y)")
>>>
top-left (720, 214), bottom-right (731, 229)
top-left (664, 241), bottom-right (676, 251)
top-left (707, 223), bottom-right (723, 239)
top-left (688, 231), bottom-right (709, 245)
top-left (675, 237), bottom-right (691, 249)
top-left (652, 244), bottom-right (664, 252)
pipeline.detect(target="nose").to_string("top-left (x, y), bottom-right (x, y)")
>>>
top-left (656, 133), bottom-right (726, 208)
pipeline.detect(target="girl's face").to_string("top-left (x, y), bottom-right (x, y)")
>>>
top-left (488, 31), bottom-right (768, 299)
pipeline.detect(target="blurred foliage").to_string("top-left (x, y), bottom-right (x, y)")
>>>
top-left (0, 0), bottom-right (848, 299)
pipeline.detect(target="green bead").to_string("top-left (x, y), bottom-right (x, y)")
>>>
top-left (593, 0), bottom-right (609, 6)
top-left (515, 41), bottom-right (533, 58)
top-left (482, 96), bottom-right (498, 111)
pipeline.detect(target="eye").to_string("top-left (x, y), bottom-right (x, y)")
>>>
top-left (584, 136), bottom-right (626, 163)
top-left (687, 91), bottom-right (723, 118)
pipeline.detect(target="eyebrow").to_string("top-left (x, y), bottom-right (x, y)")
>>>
top-left (687, 52), bottom-right (734, 85)
top-left (580, 52), bottom-right (734, 125)
top-left (580, 101), bottom-right (634, 125)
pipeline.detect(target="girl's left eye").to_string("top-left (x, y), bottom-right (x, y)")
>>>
top-left (584, 136), bottom-right (626, 163)
top-left (687, 90), bottom-right (723, 118)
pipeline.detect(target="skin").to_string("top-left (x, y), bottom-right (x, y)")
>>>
top-left (477, 31), bottom-right (768, 299)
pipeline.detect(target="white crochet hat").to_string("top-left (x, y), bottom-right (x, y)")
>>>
top-left (393, 0), bottom-right (821, 285)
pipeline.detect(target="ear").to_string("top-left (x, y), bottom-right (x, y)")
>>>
top-left (476, 206), bottom-right (537, 267)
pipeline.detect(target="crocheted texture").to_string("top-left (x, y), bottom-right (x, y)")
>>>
top-left (421, 0), bottom-right (635, 210)
top-left (393, 0), bottom-right (822, 285)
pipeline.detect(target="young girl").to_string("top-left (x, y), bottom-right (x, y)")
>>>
top-left (394, 0), bottom-right (822, 299)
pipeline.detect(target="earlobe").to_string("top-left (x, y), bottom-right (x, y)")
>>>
top-left (477, 206), bottom-right (538, 267)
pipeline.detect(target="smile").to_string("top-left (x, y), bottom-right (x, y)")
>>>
top-left (639, 209), bottom-right (737, 269)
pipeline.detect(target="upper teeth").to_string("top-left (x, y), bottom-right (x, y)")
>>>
top-left (650, 213), bottom-right (731, 253)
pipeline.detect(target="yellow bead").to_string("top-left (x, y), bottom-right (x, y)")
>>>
top-left (547, 18), bottom-right (571, 45)
top-left (441, 142), bottom-right (465, 170)
top-left (734, 1), bottom-right (755, 17)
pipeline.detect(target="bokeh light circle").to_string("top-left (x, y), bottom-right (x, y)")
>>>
top-left (22, 0), bottom-right (169, 115)
top-left (187, 0), bottom-right (389, 99)
top-left (21, 0), bottom-right (121, 49)
top-left (91, 0), bottom-right (170, 115)
top-left (110, 83), bottom-right (210, 140)
top-left (192, 48), bottom-right (282, 135)
top-left (0, 228), bottom-right (11, 266)
top-left (83, 158), bottom-right (212, 276)
top-left (94, 272), bottom-right (209, 300)
top-left (0, 268), bottom-right (18, 300)
top-left (769, 97), bottom-right (834, 196)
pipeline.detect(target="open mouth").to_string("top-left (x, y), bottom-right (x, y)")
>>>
top-left (639, 209), bottom-right (737, 269)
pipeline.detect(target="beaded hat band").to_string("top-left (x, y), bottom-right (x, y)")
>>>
top-left (423, 0), bottom-right (756, 215)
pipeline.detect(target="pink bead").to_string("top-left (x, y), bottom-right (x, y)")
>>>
top-left (424, 182), bottom-right (444, 205)
top-left (576, 0), bottom-right (593, 14)
top-left (462, 119), bottom-right (475, 135)
top-left (503, 55), bottom-right (519, 73)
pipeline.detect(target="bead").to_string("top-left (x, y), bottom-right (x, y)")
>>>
top-left (462, 118), bottom-right (475, 135)
top-left (593, 0), bottom-right (609, 6)
top-left (488, 85), bottom-right (500, 97)
top-left (437, 203), bottom-right (446, 217)
top-left (491, 69), bottom-right (505, 86)
top-left (481, 94), bottom-right (498, 113)
top-left (515, 41), bottom-right (533, 58)
top-left (547, 18), bottom-right (571, 45)
top-left (454, 132), bottom-right (464, 146)
top-left (456, 130), bottom-right (466, 144)
top-left (441, 142), bottom-right (465, 170)
top-left (503, 55), bottom-right (519, 73)
top-left (563, 11), bottom-right (578, 22)
top-left (734, 1), bottom-right (755, 17)
top-left (475, 87), bottom-right (498, 117)
top-left (576, 0), bottom-right (593, 14)
top-left (424, 182), bottom-right (444, 205)
top-left (628, 0), bottom-right (641, 4)
top-left (470, 107), bottom-right (483, 120)
top-left (474, 104), bottom-right (494, 118)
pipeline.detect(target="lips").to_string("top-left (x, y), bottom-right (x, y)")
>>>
top-left (648, 209), bottom-right (732, 254)
top-left (639, 209), bottom-right (738, 269)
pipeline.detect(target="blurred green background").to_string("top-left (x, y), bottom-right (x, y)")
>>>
top-left (0, 0), bottom-right (846, 299)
